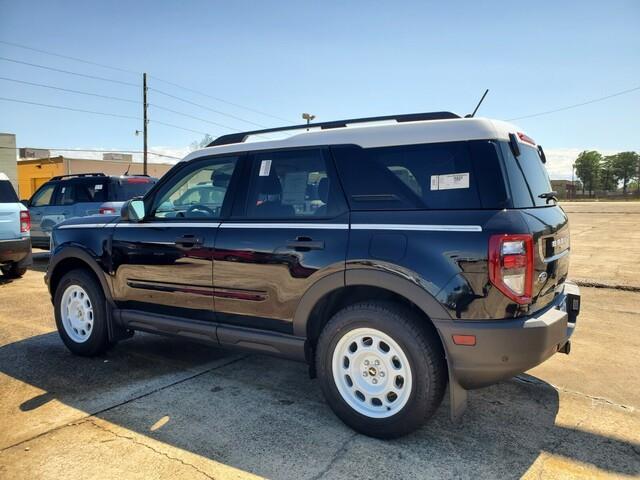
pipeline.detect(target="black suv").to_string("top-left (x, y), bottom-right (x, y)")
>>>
top-left (46, 112), bottom-right (580, 438)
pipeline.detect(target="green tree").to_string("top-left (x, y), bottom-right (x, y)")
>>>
top-left (600, 155), bottom-right (618, 192)
top-left (189, 134), bottom-right (214, 151)
top-left (612, 151), bottom-right (639, 194)
top-left (574, 150), bottom-right (602, 197)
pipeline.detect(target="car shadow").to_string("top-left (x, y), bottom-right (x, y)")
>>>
top-left (0, 332), bottom-right (637, 479)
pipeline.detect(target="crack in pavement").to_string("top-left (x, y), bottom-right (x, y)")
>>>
top-left (573, 279), bottom-right (640, 292)
top-left (514, 375), bottom-right (635, 412)
top-left (308, 432), bottom-right (359, 480)
top-left (86, 419), bottom-right (216, 480)
top-left (0, 354), bottom-right (249, 453)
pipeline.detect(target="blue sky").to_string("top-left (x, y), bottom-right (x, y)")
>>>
top-left (1, 0), bottom-right (638, 178)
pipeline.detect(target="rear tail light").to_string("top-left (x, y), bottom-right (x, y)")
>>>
top-left (20, 210), bottom-right (31, 233)
top-left (489, 234), bottom-right (533, 304)
top-left (99, 207), bottom-right (117, 215)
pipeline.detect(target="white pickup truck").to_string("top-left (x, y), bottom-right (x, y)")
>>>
top-left (0, 173), bottom-right (32, 278)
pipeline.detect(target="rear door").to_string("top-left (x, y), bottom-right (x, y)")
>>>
top-left (213, 147), bottom-right (349, 335)
top-left (499, 141), bottom-right (570, 311)
top-left (110, 156), bottom-right (240, 321)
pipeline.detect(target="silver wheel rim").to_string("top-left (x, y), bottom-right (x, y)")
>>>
top-left (60, 285), bottom-right (94, 343)
top-left (332, 327), bottom-right (413, 418)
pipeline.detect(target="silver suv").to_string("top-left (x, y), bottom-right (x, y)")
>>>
top-left (0, 172), bottom-right (31, 278)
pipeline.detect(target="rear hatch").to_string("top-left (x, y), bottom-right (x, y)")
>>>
top-left (111, 176), bottom-right (157, 201)
top-left (498, 139), bottom-right (570, 312)
top-left (0, 178), bottom-right (21, 240)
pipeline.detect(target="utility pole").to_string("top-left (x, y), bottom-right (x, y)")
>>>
top-left (143, 72), bottom-right (148, 175)
top-left (302, 112), bottom-right (315, 131)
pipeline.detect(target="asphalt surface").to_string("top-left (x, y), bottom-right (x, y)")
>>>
top-left (1, 202), bottom-right (639, 479)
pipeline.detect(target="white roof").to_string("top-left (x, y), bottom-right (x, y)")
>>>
top-left (182, 116), bottom-right (528, 162)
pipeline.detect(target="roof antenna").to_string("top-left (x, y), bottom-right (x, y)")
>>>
top-left (466, 89), bottom-right (489, 118)
top-left (123, 163), bottom-right (131, 176)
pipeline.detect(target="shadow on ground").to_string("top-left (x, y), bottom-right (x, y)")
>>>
top-left (0, 331), bottom-right (637, 479)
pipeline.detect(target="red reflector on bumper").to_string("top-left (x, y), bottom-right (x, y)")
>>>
top-left (452, 334), bottom-right (476, 346)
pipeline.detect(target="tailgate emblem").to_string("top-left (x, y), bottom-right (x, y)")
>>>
top-left (538, 272), bottom-right (548, 283)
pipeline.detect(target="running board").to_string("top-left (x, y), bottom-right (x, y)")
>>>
top-left (115, 309), bottom-right (306, 361)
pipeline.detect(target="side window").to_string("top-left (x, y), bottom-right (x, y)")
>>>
top-left (30, 184), bottom-right (56, 207)
top-left (55, 184), bottom-right (76, 205)
top-left (74, 179), bottom-right (108, 203)
top-left (245, 149), bottom-right (343, 219)
top-left (152, 157), bottom-right (238, 219)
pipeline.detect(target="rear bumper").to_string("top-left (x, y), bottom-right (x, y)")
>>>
top-left (435, 281), bottom-right (580, 390)
top-left (0, 237), bottom-right (32, 265)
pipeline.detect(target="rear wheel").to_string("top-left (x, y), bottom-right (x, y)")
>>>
top-left (54, 269), bottom-right (109, 356)
top-left (316, 301), bottom-right (447, 438)
top-left (1, 263), bottom-right (27, 278)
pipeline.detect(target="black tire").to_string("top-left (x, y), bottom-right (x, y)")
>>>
top-left (54, 269), bottom-right (109, 356)
top-left (1, 263), bottom-right (27, 278)
top-left (316, 301), bottom-right (447, 438)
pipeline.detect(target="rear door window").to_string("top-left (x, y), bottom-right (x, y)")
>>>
top-left (0, 180), bottom-right (18, 203)
top-left (244, 148), bottom-right (346, 218)
top-left (332, 141), bottom-right (508, 210)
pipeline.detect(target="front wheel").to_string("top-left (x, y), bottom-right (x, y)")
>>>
top-left (316, 302), bottom-right (447, 438)
top-left (54, 269), bottom-right (109, 356)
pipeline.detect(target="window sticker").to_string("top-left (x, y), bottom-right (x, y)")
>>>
top-left (281, 172), bottom-right (308, 205)
top-left (259, 159), bottom-right (272, 177)
top-left (430, 172), bottom-right (469, 191)
top-left (94, 184), bottom-right (103, 190)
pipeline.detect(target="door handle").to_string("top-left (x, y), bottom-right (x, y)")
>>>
top-left (175, 235), bottom-right (203, 249)
top-left (286, 237), bottom-right (324, 251)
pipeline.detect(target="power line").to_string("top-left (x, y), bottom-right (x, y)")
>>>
top-left (149, 103), bottom-right (244, 132)
top-left (0, 76), bottom-right (139, 103)
top-left (0, 145), bottom-right (182, 160)
top-left (148, 75), bottom-right (294, 123)
top-left (0, 96), bottom-right (209, 135)
top-left (0, 39), bottom-right (139, 75)
top-left (149, 87), bottom-right (270, 128)
top-left (0, 56), bottom-right (139, 87)
top-left (0, 39), bottom-right (291, 124)
top-left (508, 85), bottom-right (640, 121)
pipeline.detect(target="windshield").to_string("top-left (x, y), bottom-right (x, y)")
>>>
top-left (0, 180), bottom-right (19, 203)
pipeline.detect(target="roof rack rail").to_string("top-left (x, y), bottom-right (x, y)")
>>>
top-left (50, 172), bottom-right (107, 181)
top-left (208, 111), bottom-right (460, 147)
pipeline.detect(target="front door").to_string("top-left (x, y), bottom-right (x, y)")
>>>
top-left (110, 156), bottom-right (240, 321)
top-left (213, 147), bottom-right (349, 334)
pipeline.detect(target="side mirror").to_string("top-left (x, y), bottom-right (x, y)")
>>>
top-left (121, 198), bottom-right (146, 222)
top-left (20, 199), bottom-right (29, 207)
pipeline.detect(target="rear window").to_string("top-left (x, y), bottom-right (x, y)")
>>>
top-left (499, 142), bottom-right (553, 207)
top-left (0, 180), bottom-right (19, 203)
top-left (331, 141), bottom-right (508, 210)
top-left (112, 177), bottom-right (156, 200)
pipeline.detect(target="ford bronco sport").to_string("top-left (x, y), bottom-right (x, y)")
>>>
top-left (46, 112), bottom-right (580, 438)
top-left (0, 172), bottom-right (32, 278)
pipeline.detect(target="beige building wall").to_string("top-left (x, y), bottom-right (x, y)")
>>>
top-left (0, 133), bottom-right (18, 193)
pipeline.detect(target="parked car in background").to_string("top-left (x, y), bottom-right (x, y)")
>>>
top-left (0, 172), bottom-right (31, 278)
top-left (25, 173), bottom-right (157, 248)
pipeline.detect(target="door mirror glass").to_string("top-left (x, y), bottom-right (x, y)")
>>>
top-left (123, 199), bottom-right (145, 222)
